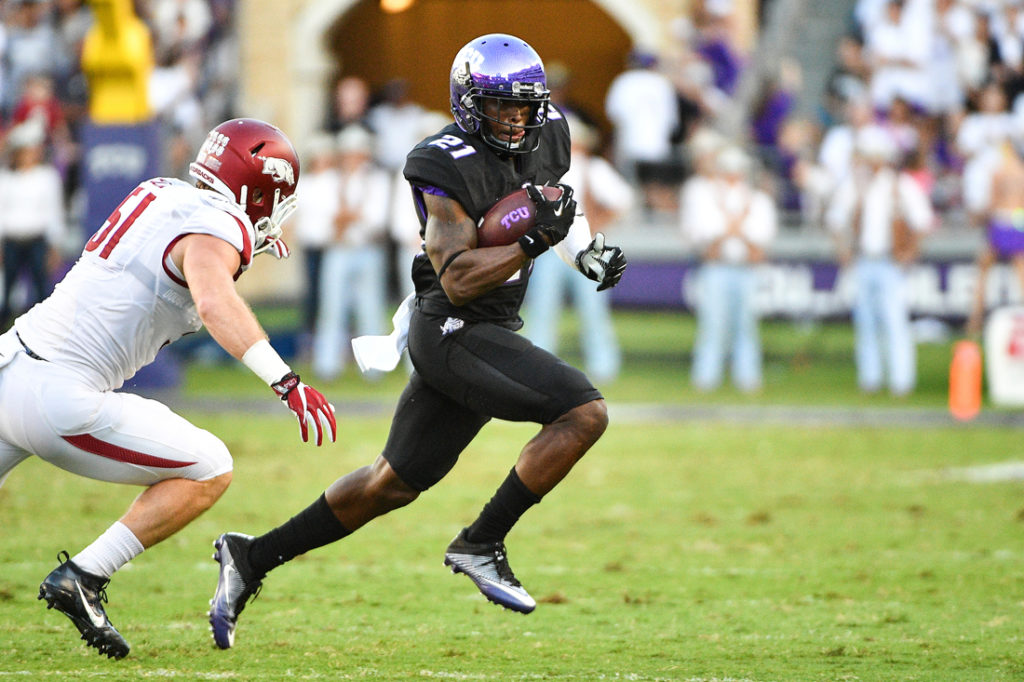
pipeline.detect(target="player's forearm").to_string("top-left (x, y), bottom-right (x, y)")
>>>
top-left (196, 290), bottom-right (268, 360)
top-left (439, 244), bottom-right (528, 305)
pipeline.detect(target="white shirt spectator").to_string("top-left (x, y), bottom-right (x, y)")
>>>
top-left (930, 0), bottom-right (976, 113)
top-left (990, 4), bottom-right (1024, 71)
top-left (864, 2), bottom-right (933, 111)
top-left (819, 126), bottom-right (859, 191)
top-left (956, 101), bottom-right (1015, 215)
top-left (605, 65), bottom-right (680, 166)
top-left (150, 0), bottom-right (212, 51)
top-left (682, 176), bottom-right (777, 264)
top-left (0, 164), bottom-right (65, 244)
top-left (292, 165), bottom-right (341, 250)
top-left (149, 53), bottom-right (203, 133)
top-left (561, 150), bottom-right (634, 221)
top-left (334, 163), bottom-right (391, 248)
top-left (826, 167), bottom-right (934, 258)
top-left (367, 103), bottom-right (426, 173)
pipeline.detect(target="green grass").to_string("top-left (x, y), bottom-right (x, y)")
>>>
top-left (2, 310), bottom-right (1021, 679)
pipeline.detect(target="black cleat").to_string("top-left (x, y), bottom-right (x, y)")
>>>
top-left (443, 529), bottom-right (536, 614)
top-left (208, 532), bottom-right (263, 649)
top-left (38, 551), bottom-right (130, 659)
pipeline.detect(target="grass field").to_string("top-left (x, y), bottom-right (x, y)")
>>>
top-left (2, 311), bottom-right (1023, 680)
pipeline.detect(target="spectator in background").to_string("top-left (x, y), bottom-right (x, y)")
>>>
top-left (291, 132), bottom-right (339, 353)
top-left (546, 61), bottom-right (601, 133)
top-left (525, 115), bottom-right (634, 384)
top-left (751, 59), bottom-right (802, 162)
top-left (148, 45), bottom-right (205, 177)
top-left (148, 0), bottom-right (211, 54)
top-left (683, 125), bottom-right (726, 184)
top-left (365, 78), bottom-right (427, 299)
top-left (751, 59), bottom-right (805, 212)
top-left (692, 0), bottom-right (743, 97)
top-left (198, 0), bottom-right (240, 127)
top-left (328, 75), bottom-right (370, 133)
top-left (956, 80), bottom-right (1014, 228)
top-left (605, 48), bottom-right (680, 215)
top-left (52, 0), bottom-right (90, 80)
top-left (10, 73), bottom-right (73, 165)
top-left (682, 145), bottom-right (777, 393)
top-left (862, 0), bottom-right (932, 115)
top-left (966, 139), bottom-right (1024, 338)
top-left (797, 95), bottom-right (875, 225)
top-left (366, 78), bottom-right (424, 175)
top-left (930, 0), bottom-right (976, 117)
top-left (821, 36), bottom-right (870, 128)
top-left (311, 125), bottom-right (390, 381)
top-left (665, 17), bottom-right (721, 146)
top-left (0, 119), bottom-right (65, 328)
top-left (387, 110), bottom-right (448, 299)
top-left (3, 0), bottom-right (61, 116)
top-left (826, 125), bottom-right (934, 396)
top-left (0, 5), bottom-right (8, 112)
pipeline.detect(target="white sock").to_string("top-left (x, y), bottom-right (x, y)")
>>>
top-left (72, 522), bottom-right (145, 579)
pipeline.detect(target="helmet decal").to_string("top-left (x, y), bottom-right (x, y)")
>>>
top-left (261, 157), bottom-right (295, 186)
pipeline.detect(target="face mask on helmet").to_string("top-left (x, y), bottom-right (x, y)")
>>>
top-left (189, 118), bottom-right (300, 255)
top-left (450, 34), bottom-right (550, 155)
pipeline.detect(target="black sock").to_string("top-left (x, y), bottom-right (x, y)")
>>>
top-left (464, 468), bottom-right (542, 544)
top-left (248, 493), bottom-right (351, 575)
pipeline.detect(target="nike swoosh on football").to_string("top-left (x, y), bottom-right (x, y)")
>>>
top-left (77, 583), bottom-right (106, 629)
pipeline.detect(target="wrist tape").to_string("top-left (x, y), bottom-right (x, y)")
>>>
top-left (241, 339), bottom-right (292, 385)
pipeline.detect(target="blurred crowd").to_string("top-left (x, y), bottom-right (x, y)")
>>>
top-left (0, 0), bottom-right (237, 327)
top-left (0, 0), bottom-right (238, 212)
top-left (4, 0), bottom-right (1023, 395)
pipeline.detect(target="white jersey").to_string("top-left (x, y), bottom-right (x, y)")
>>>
top-left (14, 177), bottom-right (256, 391)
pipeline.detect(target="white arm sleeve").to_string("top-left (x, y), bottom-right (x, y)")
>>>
top-left (553, 210), bottom-right (593, 269)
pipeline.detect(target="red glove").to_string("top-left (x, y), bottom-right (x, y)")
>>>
top-left (271, 372), bottom-right (337, 446)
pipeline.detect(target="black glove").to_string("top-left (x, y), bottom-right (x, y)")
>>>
top-left (519, 183), bottom-right (577, 258)
top-left (575, 233), bottom-right (627, 291)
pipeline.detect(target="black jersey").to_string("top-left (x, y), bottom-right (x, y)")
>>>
top-left (403, 107), bottom-right (571, 329)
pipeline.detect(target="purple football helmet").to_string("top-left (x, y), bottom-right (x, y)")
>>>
top-left (449, 34), bottom-right (550, 155)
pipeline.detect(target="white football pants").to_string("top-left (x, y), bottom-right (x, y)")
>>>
top-left (0, 349), bottom-right (232, 489)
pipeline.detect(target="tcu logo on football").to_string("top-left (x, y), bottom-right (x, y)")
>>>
top-left (262, 157), bottom-right (295, 186)
top-left (500, 207), bottom-right (530, 230)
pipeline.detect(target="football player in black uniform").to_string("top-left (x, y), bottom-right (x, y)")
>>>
top-left (207, 33), bottom-right (627, 648)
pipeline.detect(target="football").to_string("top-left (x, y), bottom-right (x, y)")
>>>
top-left (476, 185), bottom-right (563, 248)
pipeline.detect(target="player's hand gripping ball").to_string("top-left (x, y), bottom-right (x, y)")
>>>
top-left (477, 184), bottom-right (573, 248)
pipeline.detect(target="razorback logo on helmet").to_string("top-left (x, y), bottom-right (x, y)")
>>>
top-left (261, 157), bottom-right (295, 186)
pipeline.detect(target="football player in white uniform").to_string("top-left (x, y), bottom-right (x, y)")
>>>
top-left (0, 118), bottom-right (337, 659)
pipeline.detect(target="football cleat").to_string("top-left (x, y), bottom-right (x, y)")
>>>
top-left (208, 532), bottom-right (263, 649)
top-left (443, 529), bottom-right (536, 614)
top-left (37, 551), bottom-right (130, 659)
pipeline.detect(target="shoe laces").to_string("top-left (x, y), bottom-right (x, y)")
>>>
top-left (487, 544), bottom-right (521, 587)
